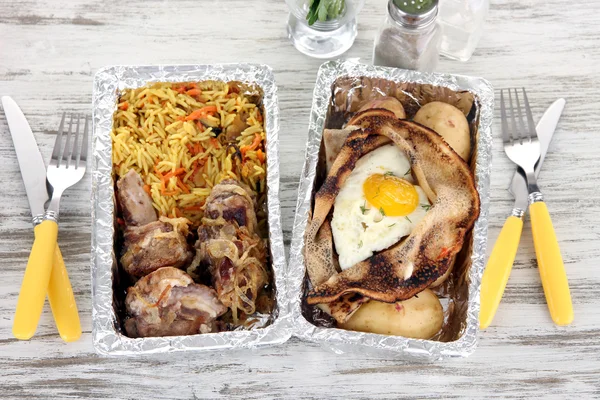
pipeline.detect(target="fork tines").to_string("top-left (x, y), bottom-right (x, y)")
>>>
top-left (500, 88), bottom-right (538, 146)
top-left (51, 113), bottom-right (89, 169)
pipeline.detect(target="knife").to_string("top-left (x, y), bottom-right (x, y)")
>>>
top-left (2, 96), bottom-right (81, 342)
top-left (479, 98), bottom-right (566, 329)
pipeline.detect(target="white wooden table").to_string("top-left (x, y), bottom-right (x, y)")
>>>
top-left (1, 0), bottom-right (599, 398)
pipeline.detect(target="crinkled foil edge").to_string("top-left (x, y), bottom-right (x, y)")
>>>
top-left (91, 64), bottom-right (290, 355)
top-left (288, 60), bottom-right (494, 361)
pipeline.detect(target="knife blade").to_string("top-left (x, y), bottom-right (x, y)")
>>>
top-left (480, 98), bottom-right (565, 329)
top-left (2, 96), bottom-right (81, 342)
top-left (509, 98), bottom-right (566, 211)
top-left (1, 97), bottom-right (48, 218)
top-left (516, 98), bottom-right (571, 326)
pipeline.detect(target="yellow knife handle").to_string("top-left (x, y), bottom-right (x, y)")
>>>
top-left (13, 219), bottom-right (58, 340)
top-left (48, 244), bottom-right (82, 342)
top-left (530, 201), bottom-right (573, 326)
top-left (479, 215), bottom-right (523, 329)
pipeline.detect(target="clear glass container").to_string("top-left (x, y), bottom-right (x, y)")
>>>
top-left (373, 0), bottom-right (441, 72)
top-left (286, 0), bottom-right (365, 59)
top-left (438, 0), bottom-right (489, 61)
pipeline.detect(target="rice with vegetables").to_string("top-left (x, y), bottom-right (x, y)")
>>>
top-left (111, 80), bottom-right (267, 229)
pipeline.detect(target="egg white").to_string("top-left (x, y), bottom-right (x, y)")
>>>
top-left (331, 144), bottom-right (431, 270)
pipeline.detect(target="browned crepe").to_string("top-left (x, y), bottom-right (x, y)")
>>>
top-left (305, 109), bottom-right (480, 306)
top-left (323, 128), bottom-right (356, 173)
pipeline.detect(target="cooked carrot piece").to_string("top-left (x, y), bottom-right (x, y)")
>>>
top-left (186, 89), bottom-right (202, 96)
top-left (240, 134), bottom-right (262, 157)
top-left (176, 178), bottom-right (190, 194)
top-left (256, 149), bottom-right (266, 163)
top-left (184, 106), bottom-right (218, 121)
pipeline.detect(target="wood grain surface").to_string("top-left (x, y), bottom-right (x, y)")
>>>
top-left (1, 0), bottom-right (599, 398)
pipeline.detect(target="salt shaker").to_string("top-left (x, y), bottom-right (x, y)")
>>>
top-left (373, 0), bottom-right (441, 72)
top-left (438, 0), bottom-right (489, 61)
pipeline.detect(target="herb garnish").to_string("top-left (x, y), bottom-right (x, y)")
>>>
top-left (388, 223), bottom-right (396, 228)
top-left (405, 216), bottom-right (412, 223)
top-left (404, 167), bottom-right (411, 176)
top-left (379, 207), bottom-right (386, 216)
top-left (421, 204), bottom-right (431, 211)
top-left (384, 171), bottom-right (395, 177)
top-left (358, 240), bottom-right (363, 248)
top-left (360, 201), bottom-right (369, 215)
top-left (306, 0), bottom-right (345, 26)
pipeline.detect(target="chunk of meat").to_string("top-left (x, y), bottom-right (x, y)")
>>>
top-left (192, 222), bottom-right (267, 318)
top-left (117, 169), bottom-right (157, 226)
top-left (188, 180), bottom-right (267, 323)
top-left (124, 267), bottom-right (227, 338)
top-left (121, 217), bottom-right (193, 278)
top-left (203, 179), bottom-right (257, 233)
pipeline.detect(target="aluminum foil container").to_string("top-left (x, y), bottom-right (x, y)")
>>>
top-left (288, 60), bottom-right (494, 360)
top-left (91, 64), bottom-right (290, 355)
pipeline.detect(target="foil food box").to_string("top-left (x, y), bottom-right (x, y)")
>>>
top-left (288, 60), bottom-right (494, 360)
top-left (91, 64), bottom-right (290, 355)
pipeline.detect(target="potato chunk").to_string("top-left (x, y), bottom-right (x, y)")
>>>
top-left (338, 289), bottom-right (443, 339)
top-left (414, 101), bottom-right (471, 161)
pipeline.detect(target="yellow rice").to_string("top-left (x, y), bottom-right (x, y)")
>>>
top-left (111, 81), bottom-right (267, 228)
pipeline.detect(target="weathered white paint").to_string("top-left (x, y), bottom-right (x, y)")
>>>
top-left (1, 0), bottom-right (599, 398)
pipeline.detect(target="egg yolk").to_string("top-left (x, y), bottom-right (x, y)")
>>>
top-left (363, 174), bottom-right (418, 216)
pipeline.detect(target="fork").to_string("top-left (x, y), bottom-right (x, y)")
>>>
top-left (500, 88), bottom-right (573, 325)
top-left (13, 113), bottom-right (88, 337)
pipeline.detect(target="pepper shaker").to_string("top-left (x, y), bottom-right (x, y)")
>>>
top-left (373, 0), bottom-right (441, 72)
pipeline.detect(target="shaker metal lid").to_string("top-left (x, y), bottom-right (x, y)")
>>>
top-left (389, 0), bottom-right (438, 28)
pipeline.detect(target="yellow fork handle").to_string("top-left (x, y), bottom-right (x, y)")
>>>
top-left (530, 201), bottom-right (574, 326)
top-left (480, 215), bottom-right (523, 329)
top-left (48, 245), bottom-right (82, 342)
top-left (13, 219), bottom-right (58, 340)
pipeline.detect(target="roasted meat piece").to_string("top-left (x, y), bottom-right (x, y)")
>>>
top-left (117, 169), bottom-right (157, 226)
top-left (121, 217), bottom-right (193, 278)
top-left (189, 180), bottom-right (267, 322)
top-left (193, 222), bottom-right (267, 317)
top-left (124, 267), bottom-right (227, 338)
top-left (204, 179), bottom-right (258, 233)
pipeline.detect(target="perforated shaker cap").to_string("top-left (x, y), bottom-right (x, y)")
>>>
top-left (389, 0), bottom-right (438, 28)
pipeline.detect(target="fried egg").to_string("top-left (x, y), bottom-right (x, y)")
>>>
top-left (331, 144), bottom-right (431, 270)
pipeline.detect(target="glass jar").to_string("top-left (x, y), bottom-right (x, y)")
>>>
top-left (438, 0), bottom-right (489, 61)
top-left (373, 0), bottom-right (441, 72)
top-left (286, 0), bottom-right (366, 59)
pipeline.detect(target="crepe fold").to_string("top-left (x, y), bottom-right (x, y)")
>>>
top-left (304, 109), bottom-right (480, 317)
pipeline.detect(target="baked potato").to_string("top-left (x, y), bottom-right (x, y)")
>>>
top-left (358, 96), bottom-right (406, 119)
top-left (338, 289), bottom-right (443, 339)
top-left (414, 101), bottom-right (471, 161)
